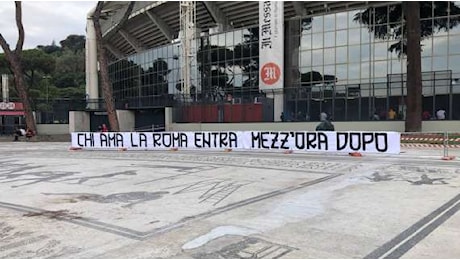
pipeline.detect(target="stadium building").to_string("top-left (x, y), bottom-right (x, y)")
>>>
top-left (75, 1), bottom-right (460, 133)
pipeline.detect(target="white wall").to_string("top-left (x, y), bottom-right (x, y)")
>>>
top-left (422, 120), bottom-right (460, 132)
top-left (37, 124), bottom-right (69, 135)
top-left (116, 110), bottom-right (135, 131)
top-left (69, 111), bottom-right (90, 132)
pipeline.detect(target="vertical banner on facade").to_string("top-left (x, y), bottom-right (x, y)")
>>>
top-left (259, 1), bottom-right (284, 90)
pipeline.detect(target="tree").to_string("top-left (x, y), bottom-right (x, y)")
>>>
top-left (60, 35), bottom-right (85, 54)
top-left (92, 1), bottom-right (135, 132)
top-left (405, 2), bottom-right (422, 132)
top-left (21, 49), bottom-right (55, 89)
top-left (36, 41), bottom-right (61, 54)
top-left (0, 2), bottom-right (37, 134)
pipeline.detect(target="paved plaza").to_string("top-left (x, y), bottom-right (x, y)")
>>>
top-left (0, 142), bottom-right (459, 258)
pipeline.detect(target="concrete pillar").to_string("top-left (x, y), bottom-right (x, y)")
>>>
top-left (268, 92), bottom-right (284, 122)
top-left (85, 9), bottom-right (99, 109)
top-left (69, 111), bottom-right (90, 132)
top-left (165, 107), bottom-right (173, 131)
top-left (116, 110), bottom-right (135, 131)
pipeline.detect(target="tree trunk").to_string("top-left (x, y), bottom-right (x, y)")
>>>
top-left (92, 2), bottom-right (120, 132)
top-left (404, 2), bottom-right (422, 132)
top-left (91, 1), bottom-right (135, 132)
top-left (0, 2), bottom-right (37, 134)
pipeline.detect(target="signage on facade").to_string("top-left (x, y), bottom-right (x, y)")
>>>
top-left (71, 131), bottom-right (401, 154)
top-left (0, 102), bottom-right (16, 110)
top-left (259, 1), bottom-right (284, 90)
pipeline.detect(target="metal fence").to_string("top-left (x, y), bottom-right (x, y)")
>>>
top-left (400, 132), bottom-right (460, 159)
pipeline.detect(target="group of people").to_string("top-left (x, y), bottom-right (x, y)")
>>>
top-left (97, 124), bottom-right (109, 132)
top-left (13, 127), bottom-right (35, 141)
top-left (371, 108), bottom-right (448, 121)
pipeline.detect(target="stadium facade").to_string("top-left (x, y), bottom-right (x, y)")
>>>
top-left (80, 1), bottom-right (460, 132)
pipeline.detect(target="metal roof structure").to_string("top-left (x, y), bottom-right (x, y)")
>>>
top-left (93, 1), bottom-right (390, 61)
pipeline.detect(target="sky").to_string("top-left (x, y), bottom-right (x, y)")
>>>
top-left (0, 1), bottom-right (97, 51)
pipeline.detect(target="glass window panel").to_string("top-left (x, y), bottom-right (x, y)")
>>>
top-left (301, 34), bottom-right (312, 50)
top-left (324, 32), bottom-right (335, 48)
top-left (374, 61), bottom-right (388, 78)
top-left (391, 59), bottom-right (403, 74)
top-left (300, 51), bottom-right (311, 67)
top-left (210, 34), bottom-right (218, 46)
top-left (448, 35), bottom-right (460, 54)
top-left (420, 37), bottom-right (433, 57)
top-left (312, 33), bottom-right (323, 49)
top-left (361, 62), bottom-right (370, 79)
top-left (226, 31), bottom-right (233, 46)
top-left (218, 33), bottom-right (225, 46)
top-left (449, 22), bottom-right (460, 35)
top-left (348, 10), bottom-right (361, 28)
top-left (312, 49), bottom-right (323, 65)
top-left (233, 30), bottom-right (243, 45)
top-left (349, 28), bottom-right (361, 45)
top-left (336, 64), bottom-right (348, 82)
top-left (433, 18), bottom-right (449, 36)
top-left (312, 66), bottom-right (323, 81)
top-left (336, 46), bottom-right (347, 63)
top-left (324, 14), bottom-right (335, 31)
top-left (336, 12), bottom-right (348, 30)
top-left (422, 57), bottom-right (433, 72)
top-left (374, 42), bottom-right (388, 60)
top-left (336, 30), bottom-right (348, 46)
top-left (449, 54), bottom-right (460, 72)
top-left (347, 64), bottom-right (359, 81)
top-left (324, 65), bottom-right (335, 77)
top-left (433, 56), bottom-right (448, 70)
top-left (349, 45), bottom-right (360, 63)
top-left (433, 36), bottom-right (448, 56)
top-left (361, 44), bottom-right (371, 61)
top-left (324, 48), bottom-right (335, 65)
top-left (361, 29), bottom-right (371, 44)
top-left (312, 15), bottom-right (324, 33)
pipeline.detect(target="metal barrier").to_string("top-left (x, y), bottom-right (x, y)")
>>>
top-left (134, 124), bottom-right (165, 132)
top-left (400, 132), bottom-right (460, 160)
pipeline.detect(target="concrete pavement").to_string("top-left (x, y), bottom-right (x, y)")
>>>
top-left (0, 142), bottom-right (459, 258)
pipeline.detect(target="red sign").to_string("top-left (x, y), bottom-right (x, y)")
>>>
top-left (261, 62), bottom-right (281, 85)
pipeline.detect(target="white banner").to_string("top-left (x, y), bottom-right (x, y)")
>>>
top-left (259, 1), bottom-right (284, 90)
top-left (71, 131), bottom-right (401, 154)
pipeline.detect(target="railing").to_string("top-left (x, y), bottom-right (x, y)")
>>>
top-left (134, 124), bottom-right (165, 132)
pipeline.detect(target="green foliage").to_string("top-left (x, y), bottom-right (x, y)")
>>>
top-left (60, 35), bottom-right (85, 53)
top-left (21, 49), bottom-right (55, 75)
top-left (0, 34), bottom-right (87, 103)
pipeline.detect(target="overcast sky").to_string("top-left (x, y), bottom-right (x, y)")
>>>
top-left (0, 1), bottom-right (97, 51)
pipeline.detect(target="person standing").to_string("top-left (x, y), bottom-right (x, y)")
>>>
top-left (320, 111), bottom-right (328, 122)
top-left (388, 108), bottom-right (397, 120)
